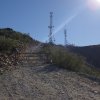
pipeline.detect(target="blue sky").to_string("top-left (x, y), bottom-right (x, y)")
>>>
top-left (0, 0), bottom-right (100, 46)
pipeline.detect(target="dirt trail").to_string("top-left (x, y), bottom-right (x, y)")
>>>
top-left (0, 45), bottom-right (100, 100)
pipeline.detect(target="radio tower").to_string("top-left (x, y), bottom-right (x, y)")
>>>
top-left (48, 12), bottom-right (54, 44)
top-left (64, 28), bottom-right (67, 46)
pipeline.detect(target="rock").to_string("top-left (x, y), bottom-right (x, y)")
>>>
top-left (94, 90), bottom-right (98, 94)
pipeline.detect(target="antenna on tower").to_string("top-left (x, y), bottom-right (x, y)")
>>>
top-left (48, 12), bottom-right (54, 44)
top-left (64, 27), bottom-right (67, 46)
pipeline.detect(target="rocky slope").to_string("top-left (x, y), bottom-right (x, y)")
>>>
top-left (0, 64), bottom-right (100, 100)
top-left (0, 45), bottom-right (100, 100)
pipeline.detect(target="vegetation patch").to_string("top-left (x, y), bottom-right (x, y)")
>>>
top-left (42, 44), bottom-right (100, 78)
top-left (0, 28), bottom-right (38, 74)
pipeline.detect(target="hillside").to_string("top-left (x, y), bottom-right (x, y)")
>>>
top-left (0, 28), bottom-right (39, 74)
top-left (0, 43), bottom-right (99, 100)
top-left (68, 45), bottom-right (100, 69)
top-left (0, 28), bottom-right (100, 99)
top-left (0, 28), bottom-right (39, 53)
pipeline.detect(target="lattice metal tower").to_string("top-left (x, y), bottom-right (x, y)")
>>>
top-left (64, 28), bottom-right (67, 46)
top-left (48, 12), bottom-right (54, 44)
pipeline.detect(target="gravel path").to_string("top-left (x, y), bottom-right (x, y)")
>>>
top-left (0, 63), bottom-right (99, 100)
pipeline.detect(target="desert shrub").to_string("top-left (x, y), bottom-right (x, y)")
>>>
top-left (0, 28), bottom-right (35, 53)
top-left (42, 45), bottom-right (100, 77)
top-left (49, 46), bottom-right (85, 72)
top-left (0, 38), bottom-right (18, 53)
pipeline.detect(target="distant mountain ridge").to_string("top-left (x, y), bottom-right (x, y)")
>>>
top-left (68, 45), bottom-right (100, 69)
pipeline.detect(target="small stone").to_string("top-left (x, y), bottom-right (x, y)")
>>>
top-left (94, 90), bottom-right (98, 94)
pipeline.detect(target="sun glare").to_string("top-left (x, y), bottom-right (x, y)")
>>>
top-left (87, 0), bottom-right (100, 10)
top-left (96, 0), bottom-right (100, 3)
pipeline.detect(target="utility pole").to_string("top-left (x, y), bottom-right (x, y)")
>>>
top-left (48, 12), bottom-right (54, 44)
top-left (64, 28), bottom-right (67, 46)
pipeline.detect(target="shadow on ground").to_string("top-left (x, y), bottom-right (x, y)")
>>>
top-left (36, 64), bottom-right (62, 73)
